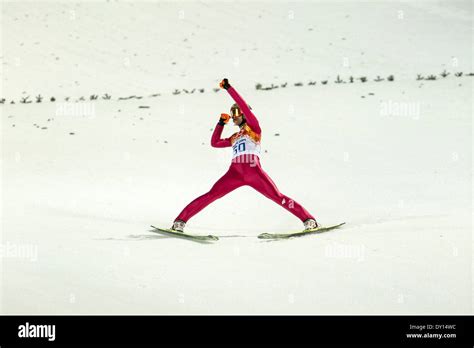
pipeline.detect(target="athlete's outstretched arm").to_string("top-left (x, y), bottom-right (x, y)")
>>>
top-left (227, 86), bottom-right (261, 134)
top-left (219, 78), bottom-right (261, 134)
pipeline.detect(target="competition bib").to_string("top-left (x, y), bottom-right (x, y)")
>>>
top-left (232, 135), bottom-right (261, 159)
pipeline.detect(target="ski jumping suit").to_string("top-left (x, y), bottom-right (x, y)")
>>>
top-left (175, 86), bottom-right (315, 223)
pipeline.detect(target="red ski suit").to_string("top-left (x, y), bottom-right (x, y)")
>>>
top-left (175, 86), bottom-right (315, 223)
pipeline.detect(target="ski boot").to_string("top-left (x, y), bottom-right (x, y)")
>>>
top-left (171, 219), bottom-right (186, 232)
top-left (303, 218), bottom-right (319, 231)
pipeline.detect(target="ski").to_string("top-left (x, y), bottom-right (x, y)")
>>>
top-left (150, 225), bottom-right (219, 242)
top-left (258, 222), bottom-right (346, 240)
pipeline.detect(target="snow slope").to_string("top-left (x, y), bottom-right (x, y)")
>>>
top-left (0, 0), bottom-right (472, 314)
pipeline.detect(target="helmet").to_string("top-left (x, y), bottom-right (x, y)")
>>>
top-left (230, 103), bottom-right (242, 117)
top-left (230, 103), bottom-right (252, 117)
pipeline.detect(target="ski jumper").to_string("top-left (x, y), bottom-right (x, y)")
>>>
top-left (175, 86), bottom-right (315, 223)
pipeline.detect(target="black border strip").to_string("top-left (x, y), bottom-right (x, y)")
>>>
top-left (0, 315), bottom-right (472, 346)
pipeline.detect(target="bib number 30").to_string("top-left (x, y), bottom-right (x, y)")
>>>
top-left (233, 142), bottom-right (246, 155)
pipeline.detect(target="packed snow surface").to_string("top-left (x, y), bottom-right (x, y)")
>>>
top-left (1, 0), bottom-right (472, 314)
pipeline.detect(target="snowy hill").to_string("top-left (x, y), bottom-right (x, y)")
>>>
top-left (1, 0), bottom-right (472, 314)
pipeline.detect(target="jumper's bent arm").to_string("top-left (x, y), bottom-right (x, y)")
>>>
top-left (210, 123), bottom-right (232, 148)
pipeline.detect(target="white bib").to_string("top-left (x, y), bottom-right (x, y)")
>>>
top-left (231, 135), bottom-right (261, 159)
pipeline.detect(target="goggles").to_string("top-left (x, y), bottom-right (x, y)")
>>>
top-left (231, 107), bottom-right (243, 118)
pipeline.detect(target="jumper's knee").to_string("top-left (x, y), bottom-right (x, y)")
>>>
top-left (207, 188), bottom-right (227, 201)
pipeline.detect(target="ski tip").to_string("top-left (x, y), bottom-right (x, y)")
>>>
top-left (257, 233), bottom-right (274, 239)
top-left (150, 225), bottom-right (219, 242)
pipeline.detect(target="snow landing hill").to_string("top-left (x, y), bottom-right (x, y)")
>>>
top-left (1, 1), bottom-right (472, 314)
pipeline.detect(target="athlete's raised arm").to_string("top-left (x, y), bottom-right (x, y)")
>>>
top-left (219, 78), bottom-right (261, 134)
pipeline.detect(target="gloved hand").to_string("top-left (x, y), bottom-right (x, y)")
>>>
top-left (219, 78), bottom-right (231, 90)
top-left (218, 113), bottom-right (231, 126)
